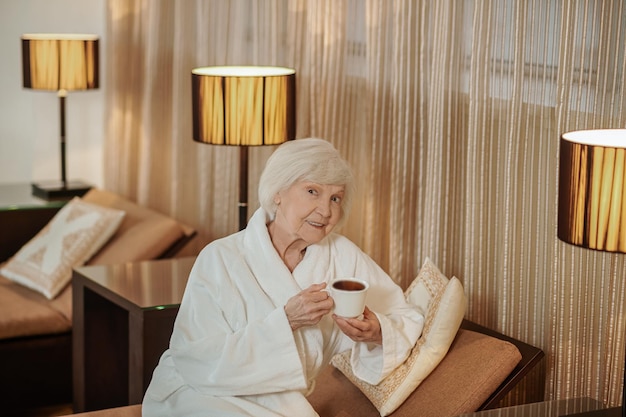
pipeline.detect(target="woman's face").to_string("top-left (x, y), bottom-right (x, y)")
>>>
top-left (273, 181), bottom-right (345, 245)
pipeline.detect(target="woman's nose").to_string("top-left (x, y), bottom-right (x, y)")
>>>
top-left (317, 200), bottom-right (331, 217)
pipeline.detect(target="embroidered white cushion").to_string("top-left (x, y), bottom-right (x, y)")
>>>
top-left (0, 197), bottom-right (125, 299)
top-left (331, 257), bottom-right (467, 416)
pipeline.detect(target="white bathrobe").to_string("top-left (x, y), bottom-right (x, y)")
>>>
top-left (143, 208), bottom-right (424, 417)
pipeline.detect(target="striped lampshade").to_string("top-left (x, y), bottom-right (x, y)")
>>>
top-left (21, 33), bottom-right (99, 92)
top-left (191, 66), bottom-right (296, 146)
top-left (558, 129), bottom-right (626, 253)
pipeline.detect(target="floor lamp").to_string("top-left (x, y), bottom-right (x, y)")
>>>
top-left (191, 66), bottom-right (296, 230)
top-left (21, 33), bottom-right (99, 200)
top-left (558, 129), bottom-right (626, 417)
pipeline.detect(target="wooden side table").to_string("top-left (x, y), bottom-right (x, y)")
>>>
top-left (72, 256), bottom-right (195, 412)
top-left (458, 397), bottom-right (615, 416)
top-left (0, 182), bottom-right (67, 262)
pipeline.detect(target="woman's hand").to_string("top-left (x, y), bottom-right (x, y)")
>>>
top-left (333, 307), bottom-right (383, 345)
top-left (284, 283), bottom-right (334, 331)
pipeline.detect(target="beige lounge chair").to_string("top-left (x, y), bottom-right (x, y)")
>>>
top-left (0, 188), bottom-right (196, 415)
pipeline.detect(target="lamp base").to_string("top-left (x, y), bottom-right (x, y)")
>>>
top-left (31, 180), bottom-right (92, 200)
top-left (564, 406), bottom-right (621, 416)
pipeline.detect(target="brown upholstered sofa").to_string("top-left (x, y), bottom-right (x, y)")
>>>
top-left (0, 188), bottom-right (196, 415)
top-left (60, 320), bottom-right (544, 417)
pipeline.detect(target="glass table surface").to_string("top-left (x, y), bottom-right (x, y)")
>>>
top-left (0, 182), bottom-right (67, 211)
top-left (73, 256), bottom-right (195, 310)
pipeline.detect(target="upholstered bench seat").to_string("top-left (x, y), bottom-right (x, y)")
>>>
top-left (309, 328), bottom-right (523, 417)
top-left (62, 404), bottom-right (142, 417)
top-left (0, 272), bottom-right (71, 339)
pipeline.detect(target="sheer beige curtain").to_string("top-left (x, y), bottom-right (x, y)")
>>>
top-left (105, 0), bottom-right (626, 407)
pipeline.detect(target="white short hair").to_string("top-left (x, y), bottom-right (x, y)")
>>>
top-left (258, 138), bottom-right (355, 224)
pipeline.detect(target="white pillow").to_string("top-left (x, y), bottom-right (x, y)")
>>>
top-left (331, 257), bottom-right (467, 416)
top-left (0, 197), bottom-right (125, 299)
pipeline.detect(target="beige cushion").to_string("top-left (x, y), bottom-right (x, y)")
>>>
top-left (330, 258), bottom-right (466, 416)
top-left (309, 329), bottom-right (522, 417)
top-left (0, 198), bottom-right (125, 299)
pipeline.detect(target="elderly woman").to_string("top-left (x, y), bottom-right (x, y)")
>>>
top-left (143, 138), bottom-right (424, 416)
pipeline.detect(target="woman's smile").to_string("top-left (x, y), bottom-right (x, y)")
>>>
top-left (305, 219), bottom-right (327, 228)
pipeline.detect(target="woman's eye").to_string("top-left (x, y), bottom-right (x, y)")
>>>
top-left (308, 188), bottom-right (317, 195)
top-left (331, 196), bottom-right (342, 204)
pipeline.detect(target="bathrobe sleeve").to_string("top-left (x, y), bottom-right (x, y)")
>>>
top-left (350, 259), bottom-right (424, 384)
top-left (315, 235), bottom-right (425, 385)
top-left (167, 242), bottom-right (309, 397)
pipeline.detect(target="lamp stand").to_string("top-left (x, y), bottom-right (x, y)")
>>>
top-left (238, 146), bottom-right (249, 231)
top-left (31, 91), bottom-right (91, 200)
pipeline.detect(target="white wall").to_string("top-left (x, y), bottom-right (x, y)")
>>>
top-left (0, 0), bottom-right (105, 187)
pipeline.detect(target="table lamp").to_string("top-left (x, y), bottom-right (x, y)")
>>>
top-left (21, 33), bottom-right (99, 200)
top-left (558, 128), bottom-right (626, 417)
top-left (191, 65), bottom-right (296, 230)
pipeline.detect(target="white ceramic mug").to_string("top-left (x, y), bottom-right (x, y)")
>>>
top-left (328, 278), bottom-right (369, 318)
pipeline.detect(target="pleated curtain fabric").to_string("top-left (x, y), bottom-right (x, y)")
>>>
top-left (105, 0), bottom-right (626, 407)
